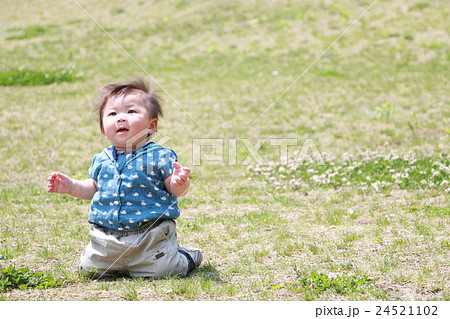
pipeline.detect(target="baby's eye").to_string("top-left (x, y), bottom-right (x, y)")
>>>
top-left (108, 112), bottom-right (117, 116)
top-left (127, 109), bottom-right (136, 114)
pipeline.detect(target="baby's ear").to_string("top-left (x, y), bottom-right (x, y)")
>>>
top-left (148, 118), bottom-right (158, 134)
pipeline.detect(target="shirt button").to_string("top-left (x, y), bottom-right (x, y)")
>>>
top-left (114, 201), bottom-right (119, 205)
top-left (115, 175), bottom-right (120, 180)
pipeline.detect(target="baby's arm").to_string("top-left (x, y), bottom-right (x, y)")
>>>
top-left (164, 162), bottom-right (191, 197)
top-left (47, 172), bottom-right (97, 200)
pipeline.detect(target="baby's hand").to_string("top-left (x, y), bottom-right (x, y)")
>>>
top-left (171, 162), bottom-right (191, 185)
top-left (47, 172), bottom-right (73, 194)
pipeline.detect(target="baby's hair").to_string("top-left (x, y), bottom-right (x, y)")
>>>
top-left (94, 76), bottom-right (163, 130)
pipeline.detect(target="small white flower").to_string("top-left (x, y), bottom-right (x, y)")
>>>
top-left (328, 272), bottom-right (337, 280)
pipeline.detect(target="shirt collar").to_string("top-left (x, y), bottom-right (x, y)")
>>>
top-left (107, 141), bottom-right (156, 161)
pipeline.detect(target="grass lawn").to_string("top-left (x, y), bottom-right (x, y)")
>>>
top-left (0, 0), bottom-right (448, 300)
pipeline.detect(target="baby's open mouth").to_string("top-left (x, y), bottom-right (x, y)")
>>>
top-left (117, 127), bottom-right (129, 133)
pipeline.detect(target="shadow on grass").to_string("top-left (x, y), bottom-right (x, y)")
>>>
top-left (78, 262), bottom-right (223, 283)
top-left (189, 262), bottom-right (224, 283)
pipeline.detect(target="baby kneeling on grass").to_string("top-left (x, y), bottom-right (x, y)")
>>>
top-left (47, 77), bottom-right (202, 279)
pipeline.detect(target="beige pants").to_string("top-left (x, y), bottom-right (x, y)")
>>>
top-left (77, 219), bottom-right (189, 279)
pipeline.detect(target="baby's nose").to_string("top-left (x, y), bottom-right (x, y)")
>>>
top-left (117, 115), bottom-right (127, 122)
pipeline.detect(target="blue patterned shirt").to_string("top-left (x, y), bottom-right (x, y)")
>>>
top-left (88, 142), bottom-right (179, 230)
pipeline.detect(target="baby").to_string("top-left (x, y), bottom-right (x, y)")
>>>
top-left (48, 77), bottom-right (202, 279)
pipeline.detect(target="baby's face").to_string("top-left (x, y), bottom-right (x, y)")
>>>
top-left (101, 91), bottom-right (157, 151)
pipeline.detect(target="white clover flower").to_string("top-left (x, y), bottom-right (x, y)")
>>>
top-left (328, 272), bottom-right (337, 280)
top-left (445, 188), bottom-right (450, 194)
top-left (431, 171), bottom-right (441, 178)
top-left (421, 180), bottom-right (427, 185)
top-left (441, 180), bottom-right (449, 187)
top-left (401, 173), bottom-right (409, 178)
top-left (371, 182), bottom-right (379, 192)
